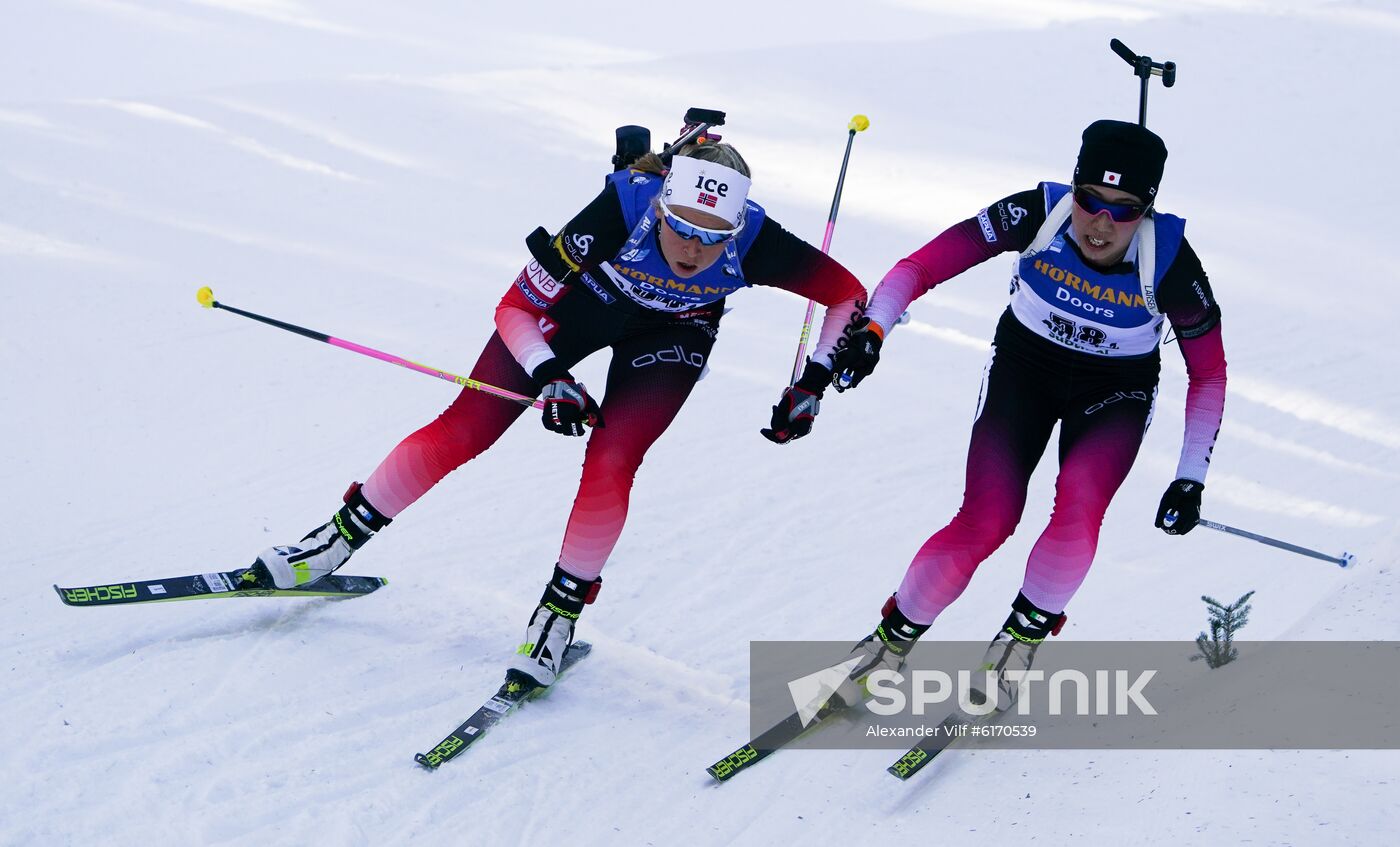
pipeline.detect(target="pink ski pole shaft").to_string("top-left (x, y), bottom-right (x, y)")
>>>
top-left (196, 286), bottom-right (543, 409)
top-left (790, 114), bottom-right (870, 385)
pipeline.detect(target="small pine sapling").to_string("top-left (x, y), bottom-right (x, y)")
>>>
top-left (1192, 591), bottom-right (1255, 668)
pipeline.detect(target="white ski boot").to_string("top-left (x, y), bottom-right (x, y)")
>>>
top-left (510, 564), bottom-right (600, 687)
top-left (833, 595), bottom-right (931, 709)
top-left (970, 591), bottom-right (1067, 712)
top-left (256, 483), bottom-right (390, 589)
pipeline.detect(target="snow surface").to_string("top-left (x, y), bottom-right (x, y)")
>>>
top-left (3, 1), bottom-right (1398, 845)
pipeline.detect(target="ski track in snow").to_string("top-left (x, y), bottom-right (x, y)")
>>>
top-left (4, 2), bottom-right (1398, 845)
top-left (90, 98), bottom-right (369, 182)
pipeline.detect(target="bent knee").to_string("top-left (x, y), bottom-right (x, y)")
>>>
top-left (948, 508), bottom-right (1021, 548)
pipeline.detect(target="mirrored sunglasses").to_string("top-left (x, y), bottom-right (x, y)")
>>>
top-left (1073, 185), bottom-right (1150, 223)
top-left (658, 200), bottom-right (742, 246)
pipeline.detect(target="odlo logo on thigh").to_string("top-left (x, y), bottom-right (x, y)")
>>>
top-left (631, 344), bottom-right (706, 369)
top-left (1085, 390), bottom-right (1149, 415)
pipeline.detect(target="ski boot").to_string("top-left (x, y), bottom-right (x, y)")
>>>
top-left (969, 591), bottom-right (1067, 712)
top-left (833, 595), bottom-right (931, 709)
top-left (254, 482), bottom-right (391, 589)
top-left (509, 564), bottom-right (601, 687)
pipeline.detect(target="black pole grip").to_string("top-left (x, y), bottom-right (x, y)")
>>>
top-left (1110, 38), bottom-right (1137, 65)
top-left (212, 301), bottom-right (330, 344)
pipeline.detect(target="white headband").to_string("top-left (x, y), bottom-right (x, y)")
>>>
top-left (661, 155), bottom-right (751, 229)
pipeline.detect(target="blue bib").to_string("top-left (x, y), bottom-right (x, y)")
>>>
top-left (586, 169), bottom-right (766, 313)
top-left (1009, 182), bottom-right (1185, 356)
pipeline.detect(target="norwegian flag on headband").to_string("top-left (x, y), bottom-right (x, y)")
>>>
top-left (1103, 170), bottom-right (1122, 185)
top-left (697, 192), bottom-right (718, 208)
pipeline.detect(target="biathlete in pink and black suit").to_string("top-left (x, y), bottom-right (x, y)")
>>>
top-left (253, 140), bottom-right (866, 686)
top-left (828, 120), bottom-right (1227, 710)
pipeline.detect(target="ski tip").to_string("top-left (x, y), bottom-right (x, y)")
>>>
top-left (887, 746), bottom-right (931, 781)
top-left (413, 753), bottom-right (440, 771)
top-left (52, 584), bottom-right (71, 605)
top-left (196, 286), bottom-right (215, 308)
top-left (705, 762), bottom-right (742, 784)
top-left (705, 743), bottom-right (759, 783)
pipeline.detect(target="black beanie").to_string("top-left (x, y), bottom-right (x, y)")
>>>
top-left (1074, 120), bottom-right (1168, 204)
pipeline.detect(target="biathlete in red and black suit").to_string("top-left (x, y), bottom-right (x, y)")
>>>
top-left (828, 120), bottom-right (1227, 710)
top-left (253, 140), bottom-right (866, 685)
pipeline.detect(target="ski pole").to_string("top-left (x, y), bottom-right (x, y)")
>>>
top-left (1199, 518), bottom-right (1356, 569)
top-left (790, 113), bottom-right (869, 385)
top-left (196, 286), bottom-right (543, 409)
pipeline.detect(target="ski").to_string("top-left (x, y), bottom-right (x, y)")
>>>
top-left (706, 700), bottom-right (850, 783)
top-left (709, 704), bottom-right (989, 784)
top-left (415, 641), bottom-right (592, 771)
top-left (885, 711), bottom-right (972, 781)
top-left (54, 565), bottom-right (387, 607)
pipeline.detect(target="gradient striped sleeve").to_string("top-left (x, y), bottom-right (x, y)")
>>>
top-left (1157, 238), bottom-right (1226, 482)
top-left (864, 189), bottom-right (1040, 332)
top-left (742, 217), bottom-right (867, 369)
top-left (494, 292), bottom-right (555, 376)
top-left (1173, 323), bottom-right (1227, 482)
top-left (864, 219), bottom-right (1001, 330)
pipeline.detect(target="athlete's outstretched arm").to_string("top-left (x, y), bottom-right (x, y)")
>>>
top-left (744, 215), bottom-right (867, 443)
top-left (743, 216), bottom-right (866, 370)
top-left (863, 189), bottom-right (1043, 332)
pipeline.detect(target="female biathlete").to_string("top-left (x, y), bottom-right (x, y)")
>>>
top-left (253, 140), bottom-right (865, 685)
top-left (829, 120), bottom-right (1227, 708)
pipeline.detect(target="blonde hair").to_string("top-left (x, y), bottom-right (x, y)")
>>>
top-left (631, 141), bottom-right (751, 178)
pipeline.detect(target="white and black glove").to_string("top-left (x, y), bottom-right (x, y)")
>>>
top-left (533, 358), bottom-right (604, 437)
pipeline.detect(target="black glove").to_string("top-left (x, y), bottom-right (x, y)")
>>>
top-left (761, 361), bottom-right (829, 444)
top-left (533, 358), bottom-right (604, 437)
top-left (830, 317), bottom-right (884, 392)
top-left (1155, 478), bottom-right (1204, 535)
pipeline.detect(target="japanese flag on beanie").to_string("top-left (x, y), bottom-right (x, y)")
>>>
top-left (662, 154), bottom-right (751, 229)
top-left (1074, 119), bottom-right (1168, 203)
